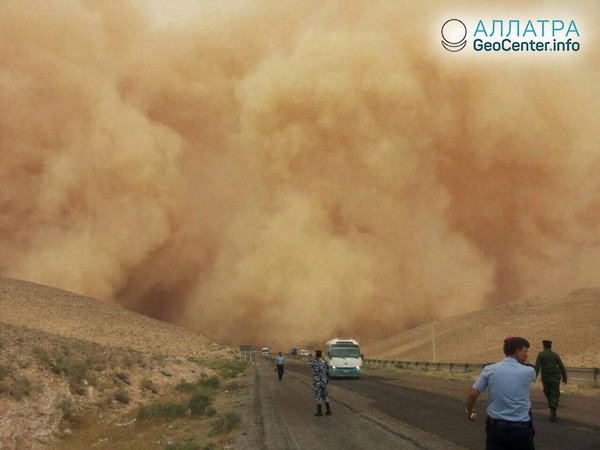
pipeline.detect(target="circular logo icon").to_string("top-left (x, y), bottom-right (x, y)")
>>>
top-left (441, 19), bottom-right (467, 52)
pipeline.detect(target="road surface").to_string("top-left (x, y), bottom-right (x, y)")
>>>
top-left (253, 357), bottom-right (461, 449)
top-left (252, 357), bottom-right (600, 449)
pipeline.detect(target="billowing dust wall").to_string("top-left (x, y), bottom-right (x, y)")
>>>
top-left (1, 0), bottom-right (598, 345)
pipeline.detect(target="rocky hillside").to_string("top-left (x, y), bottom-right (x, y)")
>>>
top-left (363, 288), bottom-right (600, 367)
top-left (0, 277), bottom-right (247, 449)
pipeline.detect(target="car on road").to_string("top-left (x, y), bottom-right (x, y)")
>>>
top-left (261, 347), bottom-right (269, 356)
top-left (299, 349), bottom-right (311, 357)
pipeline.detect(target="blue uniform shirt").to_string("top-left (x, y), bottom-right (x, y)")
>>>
top-left (473, 357), bottom-right (536, 422)
top-left (276, 355), bottom-right (284, 365)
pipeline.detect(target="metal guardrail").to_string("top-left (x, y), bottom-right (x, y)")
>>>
top-left (562, 366), bottom-right (600, 382)
top-left (363, 359), bottom-right (599, 382)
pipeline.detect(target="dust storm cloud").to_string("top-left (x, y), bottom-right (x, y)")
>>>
top-left (1, 0), bottom-right (599, 346)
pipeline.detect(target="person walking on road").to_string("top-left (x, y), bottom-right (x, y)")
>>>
top-left (308, 350), bottom-right (331, 416)
top-left (535, 339), bottom-right (567, 422)
top-left (465, 336), bottom-right (536, 450)
top-left (275, 352), bottom-right (285, 381)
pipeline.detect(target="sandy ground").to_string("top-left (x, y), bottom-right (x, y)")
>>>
top-left (362, 288), bottom-right (600, 368)
top-left (0, 277), bottom-right (232, 359)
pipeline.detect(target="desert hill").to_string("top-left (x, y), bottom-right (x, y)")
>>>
top-left (0, 277), bottom-right (246, 449)
top-left (0, 277), bottom-right (226, 359)
top-left (362, 288), bottom-right (600, 367)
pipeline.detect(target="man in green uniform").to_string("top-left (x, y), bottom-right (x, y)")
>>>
top-left (534, 340), bottom-right (567, 422)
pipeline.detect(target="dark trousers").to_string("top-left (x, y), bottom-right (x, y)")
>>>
top-left (542, 378), bottom-right (560, 409)
top-left (486, 417), bottom-right (535, 450)
top-left (277, 364), bottom-right (284, 380)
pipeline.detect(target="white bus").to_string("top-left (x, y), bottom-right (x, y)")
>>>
top-left (325, 338), bottom-right (362, 379)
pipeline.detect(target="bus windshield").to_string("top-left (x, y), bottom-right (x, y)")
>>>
top-left (330, 347), bottom-right (361, 358)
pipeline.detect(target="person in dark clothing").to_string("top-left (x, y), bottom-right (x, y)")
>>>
top-left (275, 352), bottom-right (285, 381)
top-left (535, 340), bottom-right (567, 422)
top-left (466, 336), bottom-right (536, 450)
top-left (308, 350), bottom-right (331, 416)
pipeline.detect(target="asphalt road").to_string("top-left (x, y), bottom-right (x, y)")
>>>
top-left (253, 356), bottom-right (460, 450)
top-left (276, 360), bottom-right (600, 450)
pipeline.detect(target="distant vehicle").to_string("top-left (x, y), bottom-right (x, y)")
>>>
top-left (289, 348), bottom-right (298, 356)
top-left (325, 338), bottom-right (362, 379)
top-left (299, 349), bottom-right (311, 357)
top-left (261, 347), bottom-right (269, 356)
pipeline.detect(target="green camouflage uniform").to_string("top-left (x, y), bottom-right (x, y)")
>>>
top-left (535, 349), bottom-right (567, 409)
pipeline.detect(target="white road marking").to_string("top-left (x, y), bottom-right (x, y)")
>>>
top-left (264, 363), bottom-right (301, 449)
top-left (280, 410), bottom-right (301, 450)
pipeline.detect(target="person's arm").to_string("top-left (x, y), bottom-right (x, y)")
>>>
top-left (534, 353), bottom-right (542, 377)
top-left (467, 366), bottom-right (490, 421)
top-left (527, 365), bottom-right (537, 384)
top-left (557, 354), bottom-right (567, 384)
top-left (465, 388), bottom-right (481, 421)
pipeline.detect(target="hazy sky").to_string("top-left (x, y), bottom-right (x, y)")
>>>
top-left (136, 0), bottom-right (248, 26)
top-left (1, 0), bottom-right (598, 347)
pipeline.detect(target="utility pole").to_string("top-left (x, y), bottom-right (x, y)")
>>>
top-left (431, 319), bottom-right (437, 363)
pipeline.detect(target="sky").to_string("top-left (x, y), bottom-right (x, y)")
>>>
top-left (1, 0), bottom-right (599, 347)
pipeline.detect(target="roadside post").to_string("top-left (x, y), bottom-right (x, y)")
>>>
top-left (239, 345), bottom-right (252, 362)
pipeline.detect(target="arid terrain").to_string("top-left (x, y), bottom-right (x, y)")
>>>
top-left (2, 277), bottom-right (599, 449)
top-left (0, 277), bottom-right (253, 450)
top-left (363, 288), bottom-right (600, 368)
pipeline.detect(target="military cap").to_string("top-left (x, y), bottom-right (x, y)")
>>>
top-left (315, 350), bottom-right (322, 357)
top-left (542, 339), bottom-right (552, 347)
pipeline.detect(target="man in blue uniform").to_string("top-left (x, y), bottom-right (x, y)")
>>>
top-left (465, 336), bottom-right (536, 450)
top-left (308, 350), bottom-right (331, 416)
top-left (275, 352), bottom-right (285, 381)
top-left (535, 339), bottom-right (567, 422)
